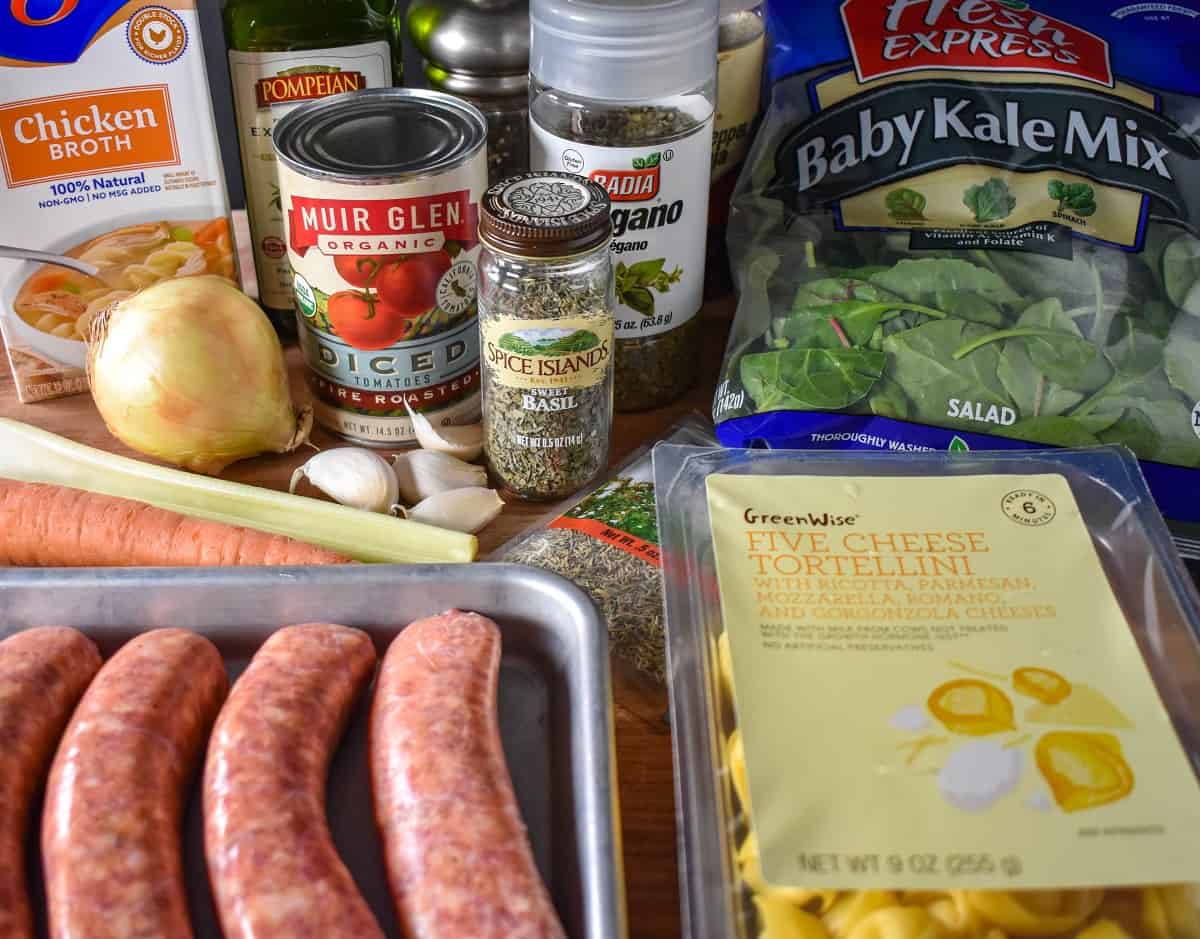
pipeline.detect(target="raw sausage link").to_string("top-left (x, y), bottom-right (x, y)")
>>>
top-left (370, 609), bottom-right (568, 939)
top-left (42, 628), bottom-right (228, 939)
top-left (204, 623), bottom-right (383, 939)
top-left (0, 627), bottom-right (101, 939)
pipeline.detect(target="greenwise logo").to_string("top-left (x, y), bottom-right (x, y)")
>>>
top-left (949, 436), bottom-right (971, 452)
top-left (497, 328), bottom-right (599, 356)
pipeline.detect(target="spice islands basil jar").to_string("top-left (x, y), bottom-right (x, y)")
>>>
top-left (273, 88), bottom-right (487, 446)
top-left (478, 172), bottom-right (616, 501)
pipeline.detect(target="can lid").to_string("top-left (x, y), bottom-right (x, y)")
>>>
top-left (479, 171), bottom-right (612, 258)
top-left (273, 87), bottom-right (488, 182)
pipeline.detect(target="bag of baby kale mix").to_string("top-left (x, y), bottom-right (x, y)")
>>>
top-left (714, 0), bottom-right (1200, 523)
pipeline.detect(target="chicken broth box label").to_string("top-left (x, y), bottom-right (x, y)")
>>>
top-left (705, 472), bottom-right (1200, 890)
top-left (0, 0), bottom-right (234, 403)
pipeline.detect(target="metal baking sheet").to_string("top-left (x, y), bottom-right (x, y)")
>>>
top-left (0, 563), bottom-right (626, 939)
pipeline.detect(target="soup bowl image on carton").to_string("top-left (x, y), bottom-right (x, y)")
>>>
top-left (2, 205), bottom-right (232, 371)
top-left (0, 0), bottom-right (235, 402)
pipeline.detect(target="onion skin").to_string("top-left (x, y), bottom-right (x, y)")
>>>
top-left (87, 276), bottom-right (310, 475)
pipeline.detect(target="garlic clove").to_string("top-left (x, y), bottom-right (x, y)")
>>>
top-left (402, 487), bottom-right (503, 534)
top-left (289, 447), bottom-right (399, 514)
top-left (403, 400), bottom-right (483, 461)
top-left (392, 450), bottom-right (488, 505)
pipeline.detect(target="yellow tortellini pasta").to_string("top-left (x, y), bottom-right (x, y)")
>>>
top-left (963, 890), bottom-right (1104, 936)
top-left (1076, 921), bottom-right (1135, 939)
top-left (844, 907), bottom-right (948, 939)
top-left (738, 885), bottom-right (1199, 939)
top-left (754, 895), bottom-right (833, 939)
top-left (718, 632), bottom-right (1200, 939)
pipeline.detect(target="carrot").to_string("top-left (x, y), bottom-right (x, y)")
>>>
top-left (26, 270), bottom-right (70, 294)
top-left (193, 217), bottom-right (230, 247)
top-left (0, 479), bottom-right (351, 567)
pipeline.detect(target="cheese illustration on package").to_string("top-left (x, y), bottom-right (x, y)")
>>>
top-left (893, 664), bottom-right (1136, 814)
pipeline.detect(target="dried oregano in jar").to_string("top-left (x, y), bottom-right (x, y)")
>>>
top-left (529, 0), bottom-right (718, 411)
top-left (478, 172), bottom-right (615, 500)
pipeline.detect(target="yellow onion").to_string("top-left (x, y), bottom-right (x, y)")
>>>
top-left (87, 275), bottom-right (310, 474)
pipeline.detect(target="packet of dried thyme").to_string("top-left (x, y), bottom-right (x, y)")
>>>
top-left (490, 413), bottom-right (716, 682)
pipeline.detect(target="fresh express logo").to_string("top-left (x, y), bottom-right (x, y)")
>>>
top-left (589, 152), bottom-right (661, 202)
top-left (841, 0), bottom-right (1113, 87)
top-left (255, 69), bottom-right (367, 108)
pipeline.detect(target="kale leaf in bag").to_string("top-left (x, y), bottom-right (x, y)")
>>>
top-left (714, 0), bottom-right (1200, 523)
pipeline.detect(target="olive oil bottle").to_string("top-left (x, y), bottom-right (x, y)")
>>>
top-left (224, 0), bottom-right (401, 340)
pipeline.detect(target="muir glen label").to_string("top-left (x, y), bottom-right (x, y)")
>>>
top-left (228, 43), bottom-right (392, 312)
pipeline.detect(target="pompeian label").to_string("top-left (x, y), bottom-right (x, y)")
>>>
top-left (482, 315), bottom-right (614, 392)
top-left (762, 2), bottom-right (1200, 252)
top-left (254, 69), bottom-right (368, 107)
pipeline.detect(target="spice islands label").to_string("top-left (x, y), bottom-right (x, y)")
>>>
top-left (705, 472), bottom-right (1200, 889)
top-left (481, 315), bottom-right (613, 391)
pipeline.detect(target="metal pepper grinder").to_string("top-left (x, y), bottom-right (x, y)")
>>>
top-left (407, 0), bottom-right (530, 185)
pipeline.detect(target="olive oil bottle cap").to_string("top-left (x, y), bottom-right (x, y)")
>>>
top-left (479, 171), bottom-right (612, 259)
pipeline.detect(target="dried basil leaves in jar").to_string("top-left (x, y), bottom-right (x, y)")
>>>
top-left (529, 0), bottom-right (718, 411)
top-left (478, 171), bottom-right (615, 501)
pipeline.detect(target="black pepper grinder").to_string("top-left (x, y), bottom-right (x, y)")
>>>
top-left (407, 0), bottom-right (530, 185)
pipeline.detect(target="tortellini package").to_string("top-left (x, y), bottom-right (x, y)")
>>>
top-left (654, 445), bottom-right (1200, 939)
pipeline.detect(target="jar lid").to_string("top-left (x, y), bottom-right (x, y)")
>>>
top-left (479, 171), bottom-right (612, 258)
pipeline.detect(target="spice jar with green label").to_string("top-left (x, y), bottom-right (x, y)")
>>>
top-left (478, 171), bottom-right (615, 501)
top-left (529, 0), bottom-right (718, 412)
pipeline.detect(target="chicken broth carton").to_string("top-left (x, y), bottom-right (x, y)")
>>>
top-left (0, 0), bottom-right (234, 402)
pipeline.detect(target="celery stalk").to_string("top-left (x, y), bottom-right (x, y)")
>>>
top-left (0, 418), bottom-right (477, 564)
